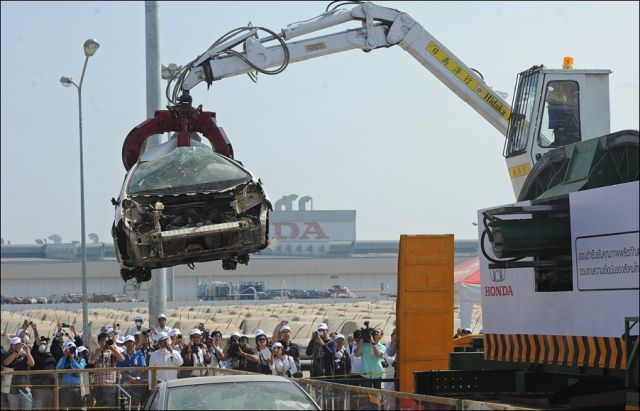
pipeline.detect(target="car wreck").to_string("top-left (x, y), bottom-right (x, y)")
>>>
top-left (112, 135), bottom-right (271, 283)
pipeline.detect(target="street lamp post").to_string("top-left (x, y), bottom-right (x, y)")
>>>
top-left (60, 38), bottom-right (100, 342)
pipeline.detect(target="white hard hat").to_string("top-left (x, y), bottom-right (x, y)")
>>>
top-left (169, 328), bottom-right (181, 337)
top-left (124, 335), bottom-right (136, 343)
top-left (317, 323), bottom-right (328, 331)
top-left (10, 336), bottom-right (22, 345)
top-left (64, 341), bottom-right (76, 351)
top-left (158, 313), bottom-right (167, 319)
top-left (189, 328), bottom-right (202, 336)
top-left (279, 325), bottom-right (291, 333)
top-left (134, 315), bottom-right (143, 321)
top-left (156, 331), bottom-right (170, 341)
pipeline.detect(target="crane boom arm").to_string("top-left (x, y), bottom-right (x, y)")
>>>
top-left (181, 2), bottom-right (511, 136)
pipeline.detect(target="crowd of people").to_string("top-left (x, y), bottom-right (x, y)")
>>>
top-left (1, 315), bottom-right (398, 410)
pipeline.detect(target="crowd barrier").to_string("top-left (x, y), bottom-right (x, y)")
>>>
top-left (1, 366), bottom-right (538, 410)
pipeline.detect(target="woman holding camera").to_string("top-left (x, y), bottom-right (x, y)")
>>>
top-left (270, 342), bottom-right (297, 377)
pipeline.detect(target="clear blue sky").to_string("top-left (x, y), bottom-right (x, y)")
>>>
top-left (1, 1), bottom-right (638, 244)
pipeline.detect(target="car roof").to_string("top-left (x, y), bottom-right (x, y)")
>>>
top-left (161, 374), bottom-right (292, 388)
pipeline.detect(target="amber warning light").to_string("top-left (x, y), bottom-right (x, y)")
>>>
top-left (563, 56), bottom-right (574, 70)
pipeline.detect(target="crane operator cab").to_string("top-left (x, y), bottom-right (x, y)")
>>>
top-left (503, 62), bottom-right (612, 197)
top-left (544, 81), bottom-right (581, 147)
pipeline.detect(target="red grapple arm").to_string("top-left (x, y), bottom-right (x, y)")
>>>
top-left (121, 103), bottom-right (234, 171)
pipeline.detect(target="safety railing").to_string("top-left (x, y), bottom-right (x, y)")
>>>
top-left (2, 366), bottom-right (541, 410)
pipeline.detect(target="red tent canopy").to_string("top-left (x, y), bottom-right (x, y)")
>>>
top-left (454, 256), bottom-right (480, 285)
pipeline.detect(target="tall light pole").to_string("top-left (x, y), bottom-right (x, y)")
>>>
top-left (60, 38), bottom-right (100, 343)
top-left (160, 62), bottom-right (182, 302)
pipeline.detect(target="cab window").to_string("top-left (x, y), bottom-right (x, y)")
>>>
top-left (538, 81), bottom-right (581, 147)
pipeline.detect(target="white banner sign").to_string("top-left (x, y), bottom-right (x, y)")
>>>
top-left (576, 231), bottom-right (639, 290)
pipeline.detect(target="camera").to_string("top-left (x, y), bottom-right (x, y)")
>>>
top-left (106, 338), bottom-right (114, 346)
top-left (355, 321), bottom-right (376, 344)
top-left (312, 331), bottom-right (319, 339)
top-left (202, 331), bottom-right (210, 340)
top-left (228, 337), bottom-right (241, 357)
top-left (68, 346), bottom-right (76, 354)
top-left (141, 330), bottom-right (149, 335)
top-left (61, 323), bottom-right (69, 328)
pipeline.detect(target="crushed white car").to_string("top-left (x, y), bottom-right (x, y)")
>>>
top-left (112, 136), bottom-right (271, 283)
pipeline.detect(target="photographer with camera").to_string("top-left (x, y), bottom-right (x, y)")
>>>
top-left (30, 332), bottom-right (57, 410)
top-left (223, 332), bottom-right (242, 369)
top-left (136, 329), bottom-right (153, 365)
top-left (354, 322), bottom-right (386, 387)
top-left (55, 340), bottom-right (86, 410)
top-left (89, 331), bottom-right (125, 409)
top-left (2, 336), bottom-right (34, 410)
top-left (236, 335), bottom-right (260, 373)
top-left (148, 332), bottom-right (183, 383)
top-left (180, 329), bottom-right (209, 377)
top-left (306, 323), bottom-right (336, 378)
top-left (50, 322), bottom-right (83, 363)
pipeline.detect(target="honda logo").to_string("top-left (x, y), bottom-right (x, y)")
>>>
top-left (490, 269), bottom-right (505, 282)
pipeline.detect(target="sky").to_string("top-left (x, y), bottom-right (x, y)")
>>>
top-left (1, 1), bottom-right (638, 245)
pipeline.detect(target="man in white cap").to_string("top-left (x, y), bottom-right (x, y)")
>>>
top-left (148, 332), bottom-right (183, 383)
top-left (116, 335), bottom-right (147, 408)
top-left (2, 336), bottom-right (35, 410)
top-left (306, 323), bottom-right (336, 377)
top-left (126, 314), bottom-right (148, 337)
top-left (150, 313), bottom-right (171, 342)
top-left (333, 334), bottom-right (351, 376)
top-left (272, 321), bottom-right (302, 377)
top-left (181, 328), bottom-right (209, 377)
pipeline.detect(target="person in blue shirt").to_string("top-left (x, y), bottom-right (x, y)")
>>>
top-left (55, 341), bottom-right (86, 410)
top-left (116, 335), bottom-right (147, 408)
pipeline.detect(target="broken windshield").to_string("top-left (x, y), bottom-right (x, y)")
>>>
top-left (128, 147), bottom-right (251, 195)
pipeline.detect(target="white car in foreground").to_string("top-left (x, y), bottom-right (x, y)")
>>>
top-left (144, 374), bottom-right (320, 410)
